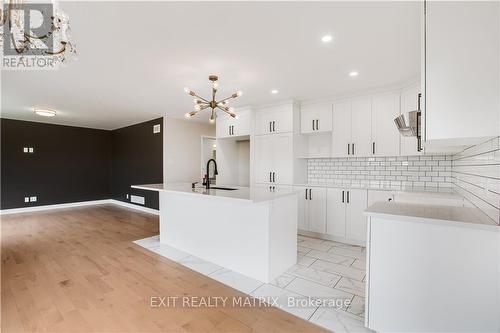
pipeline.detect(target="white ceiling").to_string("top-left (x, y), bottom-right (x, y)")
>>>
top-left (2, 1), bottom-right (421, 130)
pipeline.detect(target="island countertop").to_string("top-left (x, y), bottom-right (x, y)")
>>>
top-left (131, 183), bottom-right (300, 203)
top-left (365, 201), bottom-right (499, 231)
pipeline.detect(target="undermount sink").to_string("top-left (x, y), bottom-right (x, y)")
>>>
top-left (209, 186), bottom-right (238, 191)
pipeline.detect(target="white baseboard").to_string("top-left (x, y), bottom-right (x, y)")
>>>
top-left (109, 200), bottom-right (159, 215)
top-left (0, 199), bottom-right (159, 216)
top-left (0, 199), bottom-right (112, 215)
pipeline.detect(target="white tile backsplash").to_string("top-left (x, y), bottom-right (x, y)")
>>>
top-left (307, 155), bottom-right (453, 189)
top-left (451, 137), bottom-right (500, 224)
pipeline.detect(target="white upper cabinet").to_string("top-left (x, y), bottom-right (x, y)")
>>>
top-left (400, 85), bottom-right (422, 155)
top-left (371, 93), bottom-right (401, 156)
top-left (300, 103), bottom-right (333, 134)
top-left (331, 101), bottom-right (352, 157)
top-left (425, 1), bottom-right (499, 145)
top-left (216, 108), bottom-right (251, 138)
top-left (350, 97), bottom-right (372, 157)
top-left (255, 105), bottom-right (293, 135)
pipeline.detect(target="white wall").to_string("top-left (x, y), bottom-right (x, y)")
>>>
top-left (164, 117), bottom-right (215, 183)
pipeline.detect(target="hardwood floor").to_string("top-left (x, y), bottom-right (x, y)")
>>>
top-left (1, 204), bottom-right (325, 332)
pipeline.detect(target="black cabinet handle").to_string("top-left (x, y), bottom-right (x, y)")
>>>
top-left (342, 190), bottom-right (344, 203)
top-left (372, 142), bottom-right (375, 155)
top-left (352, 143), bottom-right (355, 155)
top-left (347, 143), bottom-right (350, 155)
top-left (305, 189), bottom-right (308, 200)
top-left (272, 172), bottom-right (275, 183)
top-left (309, 189), bottom-right (312, 200)
top-left (272, 121), bottom-right (275, 132)
top-left (269, 172), bottom-right (272, 182)
top-left (312, 119), bottom-right (315, 131)
top-left (347, 191), bottom-right (350, 203)
top-left (269, 122), bottom-right (272, 133)
top-left (316, 119), bottom-right (319, 130)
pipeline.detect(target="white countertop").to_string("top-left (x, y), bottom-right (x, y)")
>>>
top-left (365, 201), bottom-right (499, 231)
top-left (131, 183), bottom-right (300, 203)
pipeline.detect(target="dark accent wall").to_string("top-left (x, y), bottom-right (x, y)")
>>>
top-left (1, 118), bottom-right (163, 210)
top-left (110, 118), bottom-right (163, 209)
top-left (0, 119), bottom-right (111, 209)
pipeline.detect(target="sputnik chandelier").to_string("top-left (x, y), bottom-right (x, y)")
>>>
top-left (184, 75), bottom-right (242, 123)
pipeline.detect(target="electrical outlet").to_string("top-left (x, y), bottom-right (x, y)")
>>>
top-left (29, 196), bottom-right (37, 202)
top-left (23, 147), bottom-right (28, 153)
top-left (28, 147), bottom-right (34, 153)
top-left (24, 197), bottom-right (30, 203)
top-left (153, 124), bottom-right (161, 134)
top-left (126, 194), bottom-right (129, 199)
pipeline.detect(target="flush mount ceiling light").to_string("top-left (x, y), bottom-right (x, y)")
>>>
top-left (184, 75), bottom-right (242, 123)
top-left (34, 108), bottom-right (56, 117)
top-left (349, 71), bottom-right (359, 77)
top-left (321, 35), bottom-right (333, 43)
top-left (271, 89), bottom-right (279, 94)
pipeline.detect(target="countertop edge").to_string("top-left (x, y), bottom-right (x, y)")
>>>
top-left (364, 204), bottom-right (499, 231)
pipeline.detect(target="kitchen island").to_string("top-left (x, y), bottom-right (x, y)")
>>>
top-left (132, 183), bottom-right (298, 283)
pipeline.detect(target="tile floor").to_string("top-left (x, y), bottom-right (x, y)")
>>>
top-left (134, 235), bottom-right (372, 333)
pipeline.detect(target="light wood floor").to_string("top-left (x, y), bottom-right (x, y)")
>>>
top-left (1, 204), bottom-right (325, 333)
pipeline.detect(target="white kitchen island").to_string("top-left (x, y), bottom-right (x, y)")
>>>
top-left (132, 183), bottom-right (298, 283)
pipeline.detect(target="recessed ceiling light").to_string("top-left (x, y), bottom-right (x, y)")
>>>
top-left (349, 71), bottom-right (359, 77)
top-left (34, 108), bottom-right (56, 117)
top-left (271, 89), bottom-right (279, 94)
top-left (321, 35), bottom-right (333, 43)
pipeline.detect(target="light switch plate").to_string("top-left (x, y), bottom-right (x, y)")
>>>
top-left (24, 197), bottom-right (30, 203)
top-left (153, 124), bottom-right (161, 134)
top-left (28, 147), bottom-right (34, 153)
top-left (23, 147), bottom-right (28, 153)
top-left (29, 196), bottom-right (37, 202)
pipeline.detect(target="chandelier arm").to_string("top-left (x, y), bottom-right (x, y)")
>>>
top-left (216, 106), bottom-right (236, 117)
top-left (217, 95), bottom-right (238, 105)
top-left (192, 93), bottom-right (210, 104)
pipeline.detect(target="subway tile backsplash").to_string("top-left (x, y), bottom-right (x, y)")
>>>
top-left (451, 137), bottom-right (500, 224)
top-left (307, 155), bottom-right (453, 189)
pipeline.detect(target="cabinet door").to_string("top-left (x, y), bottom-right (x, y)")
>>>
top-left (300, 108), bottom-right (318, 134)
top-left (332, 101), bottom-right (351, 157)
top-left (254, 136), bottom-right (273, 183)
top-left (272, 133), bottom-right (293, 184)
top-left (301, 103), bottom-right (332, 134)
top-left (216, 115), bottom-right (230, 138)
top-left (372, 93), bottom-right (401, 156)
top-left (307, 187), bottom-right (327, 233)
top-left (368, 190), bottom-right (394, 206)
top-left (295, 186), bottom-right (309, 231)
top-left (255, 110), bottom-right (273, 135)
top-left (272, 106), bottom-right (293, 134)
top-left (426, 1), bottom-right (499, 142)
top-left (346, 189), bottom-right (368, 243)
top-left (233, 109), bottom-right (251, 136)
top-left (351, 98), bottom-right (372, 157)
top-left (326, 188), bottom-right (346, 238)
top-left (400, 86), bottom-right (422, 155)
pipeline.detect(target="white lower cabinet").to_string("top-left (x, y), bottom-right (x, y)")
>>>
top-left (326, 188), bottom-right (368, 244)
top-left (295, 186), bottom-right (327, 233)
